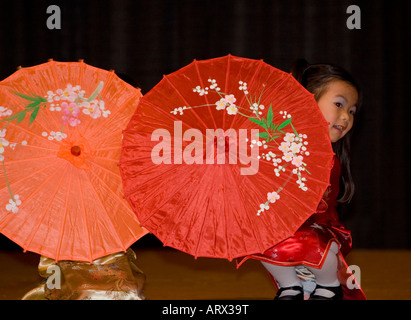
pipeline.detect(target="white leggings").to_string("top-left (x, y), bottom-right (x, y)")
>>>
top-left (261, 242), bottom-right (340, 288)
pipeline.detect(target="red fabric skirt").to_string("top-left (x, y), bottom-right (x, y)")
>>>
top-left (237, 211), bottom-right (366, 300)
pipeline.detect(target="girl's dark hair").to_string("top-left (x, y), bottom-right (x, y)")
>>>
top-left (291, 59), bottom-right (362, 203)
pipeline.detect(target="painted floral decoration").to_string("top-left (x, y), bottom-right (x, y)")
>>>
top-left (1, 82), bottom-right (109, 213)
top-left (171, 79), bottom-right (311, 215)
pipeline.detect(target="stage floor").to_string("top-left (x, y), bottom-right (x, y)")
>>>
top-left (1, 247), bottom-right (410, 300)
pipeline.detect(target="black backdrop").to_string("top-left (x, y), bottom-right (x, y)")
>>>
top-left (0, 0), bottom-right (409, 250)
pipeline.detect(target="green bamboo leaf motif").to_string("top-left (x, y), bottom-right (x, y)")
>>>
top-left (13, 91), bottom-right (45, 102)
top-left (257, 132), bottom-right (270, 139)
top-left (32, 93), bottom-right (47, 100)
top-left (269, 134), bottom-right (281, 141)
top-left (29, 107), bottom-right (40, 124)
top-left (277, 118), bottom-right (292, 130)
top-left (25, 101), bottom-right (41, 110)
top-left (267, 104), bottom-right (273, 126)
top-left (1, 92), bottom-right (48, 126)
top-left (2, 113), bottom-right (19, 122)
top-left (290, 122), bottom-right (299, 137)
top-left (16, 111), bottom-right (26, 124)
top-left (249, 117), bottom-right (267, 129)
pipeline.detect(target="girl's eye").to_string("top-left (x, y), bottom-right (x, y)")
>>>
top-left (335, 102), bottom-right (342, 108)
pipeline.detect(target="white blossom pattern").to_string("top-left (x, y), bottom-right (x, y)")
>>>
top-left (1, 81), bottom-right (109, 214)
top-left (0, 127), bottom-right (27, 213)
top-left (45, 82), bottom-right (110, 129)
top-left (170, 78), bottom-right (311, 215)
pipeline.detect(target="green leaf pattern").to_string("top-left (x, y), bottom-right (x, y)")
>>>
top-left (0, 82), bottom-right (109, 214)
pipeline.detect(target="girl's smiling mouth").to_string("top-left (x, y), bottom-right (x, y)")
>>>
top-left (333, 124), bottom-right (346, 133)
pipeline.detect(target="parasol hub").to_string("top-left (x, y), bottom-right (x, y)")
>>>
top-left (56, 137), bottom-right (94, 169)
top-left (70, 145), bottom-right (82, 156)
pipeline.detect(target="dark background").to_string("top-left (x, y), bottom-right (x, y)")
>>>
top-left (0, 0), bottom-right (409, 250)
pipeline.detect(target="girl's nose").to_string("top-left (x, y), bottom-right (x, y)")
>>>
top-left (340, 109), bottom-right (350, 121)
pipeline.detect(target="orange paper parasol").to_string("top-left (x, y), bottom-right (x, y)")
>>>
top-left (120, 55), bottom-right (334, 260)
top-left (0, 60), bottom-right (148, 262)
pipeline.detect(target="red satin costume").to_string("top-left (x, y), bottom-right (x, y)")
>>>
top-left (237, 156), bottom-right (366, 300)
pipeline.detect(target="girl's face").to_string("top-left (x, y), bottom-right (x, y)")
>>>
top-left (317, 80), bottom-right (358, 143)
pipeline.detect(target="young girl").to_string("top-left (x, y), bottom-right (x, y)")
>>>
top-left (237, 60), bottom-right (366, 300)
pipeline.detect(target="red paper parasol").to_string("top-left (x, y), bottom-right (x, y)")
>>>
top-left (0, 60), bottom-right (148, 262)
top-left (120, 55), bottom-right (334, 260)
